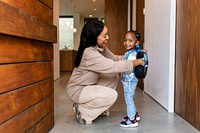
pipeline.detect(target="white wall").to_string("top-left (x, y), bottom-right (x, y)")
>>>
top-left (144, 0), bottom-right (176, 112)
top-left (53, 0), bottom-right (60, 80)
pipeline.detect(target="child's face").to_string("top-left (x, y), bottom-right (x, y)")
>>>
top-left (123, 32), bottom-right (137, 50)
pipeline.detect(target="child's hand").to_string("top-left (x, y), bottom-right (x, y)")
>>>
top-left (141, 49), bottom-right (147, 53)
top-left (136, 40), bottom-right (140, 45)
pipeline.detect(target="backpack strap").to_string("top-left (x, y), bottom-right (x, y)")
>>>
top-left (143, 52), bottom-right (149, 67)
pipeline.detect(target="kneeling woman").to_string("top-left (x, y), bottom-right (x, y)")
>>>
top-left (66, 20), bottom-right (145, 125)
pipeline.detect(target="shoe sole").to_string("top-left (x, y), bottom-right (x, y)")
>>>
top-left (119, 123), bottom-right (139, 128)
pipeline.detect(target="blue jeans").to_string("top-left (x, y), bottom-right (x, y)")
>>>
top-left (122, 77), bottom-right (138, 120)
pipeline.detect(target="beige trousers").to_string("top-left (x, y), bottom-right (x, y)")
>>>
top-left (78, 73), bottom-right (119, 123)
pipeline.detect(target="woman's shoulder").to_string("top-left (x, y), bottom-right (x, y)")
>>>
top-left (85, 46), bottom-right (96, 51)
top-left (86, 46), bottom-right (103, 51)
top-left (83, 46), bottom-right (102, 58)
top-left (85, 46), bottom-right (103, 54)
top-left (84, 47), bottom-right (97, 54)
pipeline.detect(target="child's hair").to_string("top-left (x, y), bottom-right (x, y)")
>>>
top-left (125, 30), bottom-right (140, 41)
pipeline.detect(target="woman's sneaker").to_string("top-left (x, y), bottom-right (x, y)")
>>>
top-left (100, 109), bottom-right (110, 116)
top-left (122, 112), bottom-right (141, 121)
top-left (72, 103), bottom-right (92, 124)
top-left (119, 117), bottom-right (138, 128)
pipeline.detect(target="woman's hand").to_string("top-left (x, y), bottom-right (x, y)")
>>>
top-left (132, 59), bottom-right (145, 67)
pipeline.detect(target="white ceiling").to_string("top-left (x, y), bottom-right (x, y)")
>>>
top-left (59, 0), bottom-right (105, 19)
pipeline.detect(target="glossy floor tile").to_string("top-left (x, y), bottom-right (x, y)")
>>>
top-left (50, 72), bottom-right (199, 133)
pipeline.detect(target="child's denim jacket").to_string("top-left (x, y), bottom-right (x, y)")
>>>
top-left (121, 49), bottom-right (137, 82)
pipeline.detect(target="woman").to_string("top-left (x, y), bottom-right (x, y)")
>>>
top-left (66, 20), bottom-right (145, 125)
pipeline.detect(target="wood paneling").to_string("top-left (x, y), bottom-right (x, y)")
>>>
top-left (0, 0), bottom-right (55, 131)
top-left (136, 0), bottom-right (145, 47)
top-left (0, 96), bottom-right (54, 133)
top-left (175, 0), bottom-right (200, 130)
top-left (0, 79), bottom-right (53, 124)
top-left (60, 50), bottom-right (77, 72)
top-left (105, 0), bottom-right (128, 55)
top-left (0, 0), bottom-right (53, 24)
top-left (27, 113), bottom-right (54, 133)
top-left (0, 35), bottom-right (53, 64)
top-left (0, 62), bottom-right (53, 94)
top-left (0, 1), bottom-right (57, 43)
top-left (39, 0), bottom-right (53, 9)
top-left (136, 0), bottom-right (145, 91)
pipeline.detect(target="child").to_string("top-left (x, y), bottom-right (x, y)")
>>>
top-left (119, 30), bottom-right (141, 128)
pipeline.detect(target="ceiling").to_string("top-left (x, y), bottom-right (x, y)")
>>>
top-left (59, 0), bottom-right (105, 19)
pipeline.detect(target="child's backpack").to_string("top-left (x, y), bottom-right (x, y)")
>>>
top-left (130, 30), bottom-right (148, 78)
top-left (135, 51), bottom-right (148, 78)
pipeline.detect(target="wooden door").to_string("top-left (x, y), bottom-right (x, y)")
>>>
top-left (175, 0), bottom-right (200, 130)
top-left (0, 0), bottom-right (56, 132)
top-left (136, 0), bottom-right (145, 91)
top-left (105, 0), bottom-right (128, 55)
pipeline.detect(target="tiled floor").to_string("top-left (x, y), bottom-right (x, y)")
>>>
top-left (49, 72), bottom-right (199, 133)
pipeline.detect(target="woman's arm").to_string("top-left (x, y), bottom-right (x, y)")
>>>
top-left (101, 45), bottom-right (124, 60)
top-left (132, 59), bottom-right (145, 67)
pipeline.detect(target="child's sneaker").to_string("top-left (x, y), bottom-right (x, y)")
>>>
top-left (72, 103), bottom-right (92, 124)
top-left (135, 112), bottom-right (141, 121)
top-left (119, 117), bottom-right (138, 128)
top-left (122, 112), bottom-right (141, 121)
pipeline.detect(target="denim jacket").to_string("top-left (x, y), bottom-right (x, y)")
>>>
top-left (121, 49), bottom-right (137, 82)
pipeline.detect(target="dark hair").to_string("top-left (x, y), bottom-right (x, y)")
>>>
top-left (75, 20), bottom-right (105, 67)
top-left (126, 30), bottom-right (140, 41)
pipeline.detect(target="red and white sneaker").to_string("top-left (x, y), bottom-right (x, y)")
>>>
top-left (135, 112), bottom-right (141, 121)
top-left (122, 112), bottom-right (141, 121)
top-left (119, 117), bottom-right (138, 128)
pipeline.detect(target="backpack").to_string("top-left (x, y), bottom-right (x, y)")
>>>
top-left (135, 51), bottom-right (149, 78)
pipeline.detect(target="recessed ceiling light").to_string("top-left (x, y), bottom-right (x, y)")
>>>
top-left (94, 8), bottom-right (97, 11)
top-left (92, 0), bottom-right (96, 2)
top-left (73, 28), bottom-right (77, 33)
top-left (89, 15), bottom-right (93, 17)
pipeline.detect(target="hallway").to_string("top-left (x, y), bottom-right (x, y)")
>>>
top-left (50, 72), bottom-right (199, 133)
